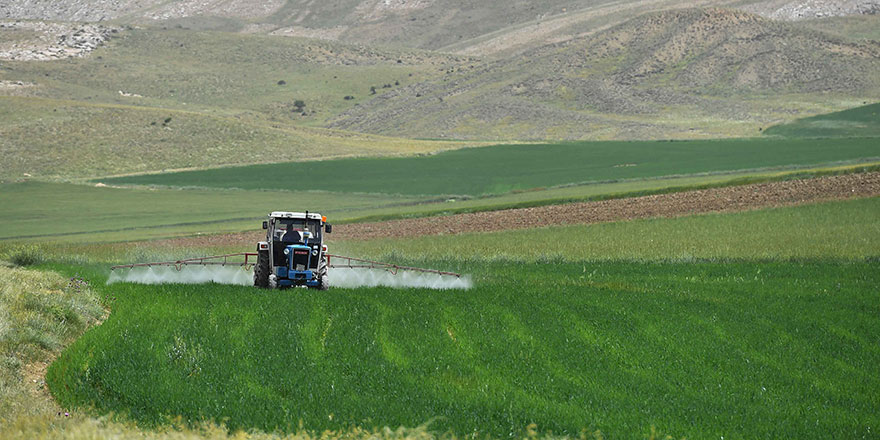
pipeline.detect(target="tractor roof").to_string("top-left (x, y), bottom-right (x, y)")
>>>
top-left (269, 211), bottom-right (323, 220)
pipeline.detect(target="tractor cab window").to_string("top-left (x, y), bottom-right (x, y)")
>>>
top-left (275, 219), bottom-right (321, 243)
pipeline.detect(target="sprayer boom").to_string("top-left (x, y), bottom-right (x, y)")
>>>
top-left (110, 253), bottom-right (258, 271)
top-left (110, 252), bottom-right (460, 278)
top-left (326, 254), bottom-right (461, 277)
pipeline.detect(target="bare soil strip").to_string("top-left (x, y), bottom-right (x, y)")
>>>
top-left (334, 172), bottom-right (880, 240)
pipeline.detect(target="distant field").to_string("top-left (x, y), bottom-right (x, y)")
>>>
top-left (335, 197), bottom-right (880, 261)
top-left (0, 181), bottom-right (421, 242)
top-left (48, 258), bottom-right (880, 438)
top-left (764, 102), bottom-right (880, 138)
top-left (103, 137), bottom-right (880, 196)
top-left (3, 162), bottom-right (876, 244)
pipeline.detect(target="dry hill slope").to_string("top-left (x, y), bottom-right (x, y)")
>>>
top-left (3, 0), bottom-right (878, 52)
top-left (327, 8), bottom-right (880, 140)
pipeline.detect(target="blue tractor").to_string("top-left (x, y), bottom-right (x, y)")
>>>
top-left (254, 211), bottom-right (332, 289)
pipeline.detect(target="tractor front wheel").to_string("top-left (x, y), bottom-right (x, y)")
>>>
top-left (254, 249), bottom-right (270, 288)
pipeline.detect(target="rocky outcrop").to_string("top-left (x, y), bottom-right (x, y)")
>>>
top-left (744, 0), bottom-right (880, 20)
top-left (0, 21), bottom-right (120, 61)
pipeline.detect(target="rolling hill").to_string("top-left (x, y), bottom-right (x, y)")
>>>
top-left (2, 5), bottom-right (879, 178)
top-left (0, 28), bottom-right (483, 180)
top-left (328, 8), bottom-right (880, 140)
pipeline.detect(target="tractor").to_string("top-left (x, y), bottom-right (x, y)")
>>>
top-left (110, 211), bottom-right (464, 289)
top-left (254, 211), bottom-right (332, 289)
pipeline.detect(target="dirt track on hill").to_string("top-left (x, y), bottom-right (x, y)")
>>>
top-left (335, 172), bottom-right (880, 240)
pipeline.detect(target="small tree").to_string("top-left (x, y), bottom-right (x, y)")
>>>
top-left (293, 100), bottom-right (306, 112)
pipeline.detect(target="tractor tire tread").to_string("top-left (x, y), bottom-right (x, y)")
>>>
top-left (254, 249), bottom-right (270, 288)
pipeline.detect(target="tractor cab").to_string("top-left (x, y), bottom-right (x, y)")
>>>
top-left (255, 211), bottom-right (332, 289)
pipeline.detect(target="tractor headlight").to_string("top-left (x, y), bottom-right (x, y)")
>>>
top-left (312, 249), bottom-right (318, 256)
top-left (283, 248), bottom-right (290, 255)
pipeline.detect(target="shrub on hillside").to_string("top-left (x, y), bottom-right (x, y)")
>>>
top-left (5, 245), bottom-right (43, 267)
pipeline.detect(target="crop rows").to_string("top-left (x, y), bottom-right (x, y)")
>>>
top-left (48, 259), bottom-right (880, 438)
top-left (102, 137), bottom-right (880, 196)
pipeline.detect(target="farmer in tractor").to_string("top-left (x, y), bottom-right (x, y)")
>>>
top-left (281, 224), bottom-right (303, 243)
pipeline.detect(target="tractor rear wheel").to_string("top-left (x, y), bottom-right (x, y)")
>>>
top-left (254, 249), bottom-right (270, 288)
top-left (317, 258), bottom-right (329, 290)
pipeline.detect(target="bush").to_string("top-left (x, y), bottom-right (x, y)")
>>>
top-left (5, 245), bottom-right (43, 267)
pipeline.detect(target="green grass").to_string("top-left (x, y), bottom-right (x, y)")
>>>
top-left (335, 197), bottom-right (880, 261)
top-left (26, 194), bottom-right (880, 438)
top-left (46, 259), bottom-right (880, 438)
top-left (0, 181), bottom-right (422, 243)
top-left (102, 137), bottom-right (880, 196)
top-left (763, 102), bottom-right (880, 138)
top-left (0, 266), bottom-right (509, 440)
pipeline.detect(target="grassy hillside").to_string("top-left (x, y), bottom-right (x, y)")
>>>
top-left (2, 28), bottom-right (467, 124)
top-left (803, 13), bottom-right (880, 42)
top-left (5, 9), bottom-right (878, 154)
top-left (328, 8), bottom-right (880, 140)
top-left (0, 96), bottom-right (477, 180)
top-left (763, 102), bottom-right (880, 138)
top-left (0, 27), bottom-right (482, 179)
top-left (47, 228), bottom-right (880, 438)
top-left (0, 264), bottom-right (104, 422)
top-left (102, 137), bottom-right (880, 196)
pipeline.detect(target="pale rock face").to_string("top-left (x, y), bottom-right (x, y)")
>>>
top-left (0, 0), bottom-right (152, 22)
top-left (744, 0), bottom-right (880, 21)
top-left (145, 0), bottom-right (286, 20)
top-left (353, 0), bottom-right (434, 21)
top-left (0, 20), bottom-right (120, 61)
